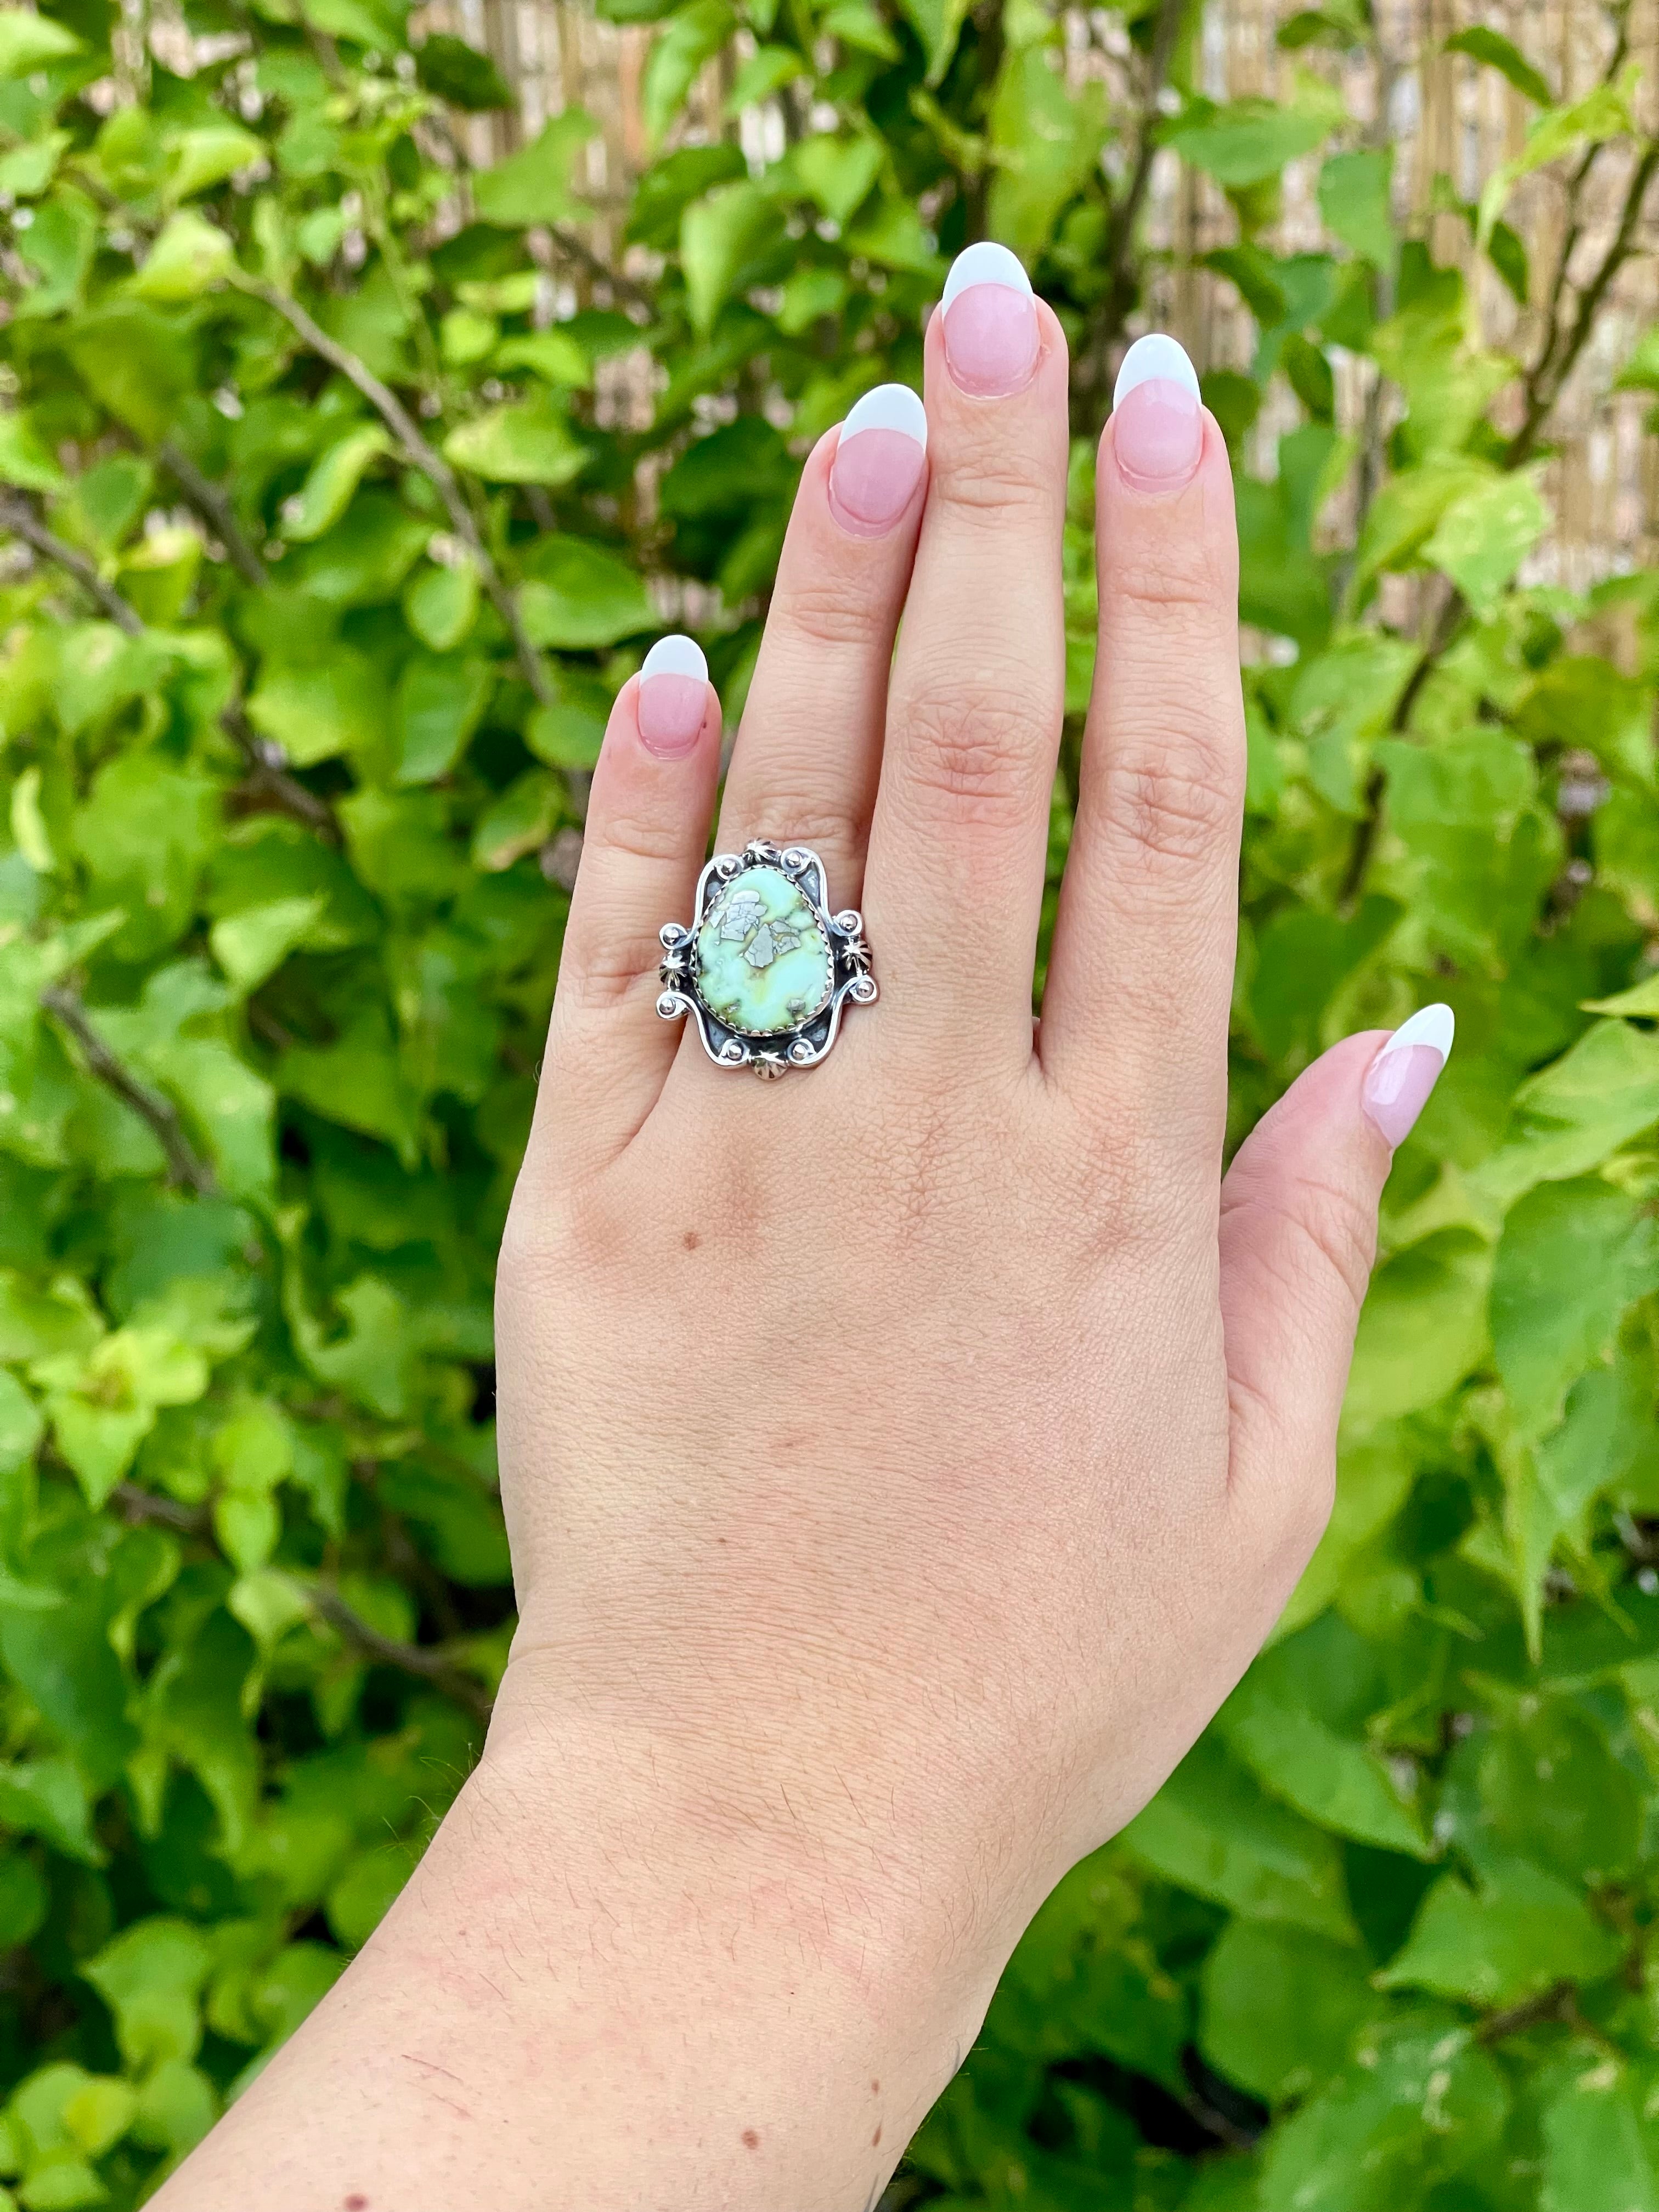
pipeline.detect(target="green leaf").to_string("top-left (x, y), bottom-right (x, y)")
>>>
top-left (1475, 1019), bottom-right (1659, 1206)
top-left (1166, 97), bottom-right (1332, 189)
top-left (81, 1918), bottom-right (212, 2072)
top-left (987, 52), bottom-right (1105, 259)
top-left (415, 32), bottom-right (512, 111)
top-left (1445, 26), bottom-right (1551, 107)
top-left (679, 180), bottom-right (785, 335)
top-left (0, 1760), bottom-right (102, 1865)
top-left (280, 426), bottom-right (391, 542)
top-left (394, 653), bottom-right (493, 785)
top-left (403, 559), bottom-right (480, 652)
top-left (1201, 1921), bottom-right (1379, 2106)
top-left (1123, 1735), bottom-right (1357, 1941)
top-left (1345, 1229), bottom-right (1492, 1434)
top-left (1477, 67), bottom-right (1639, 246)
top-left (1491, 1177), bottom-right (1659, 1440)
top-left (1379, 1859), bottom-right (1622, 2007)
top-left (470, 769), bottom-right (560, 872)
top-left (245, 651), bottom-right (390, 767)
top-left (165, 123), bottom-right (266, 204)
top-left (725, 43), bottom-right (808, 114)
top-left (0, 15), bottom-right (83, 77)
top-left (442, 397), bottom-right (589, 486)
top-left (792, 133), bottom-right (885, 225)
top-left (517, 534), bottom-right (656, 648)
top-left (896, 0), bottom-right (970, 85)
top-left (644, 1), bottom-right (735, 144)
top-left (527, 697), bottom-right (607, 770)
top-left (0, 415), bottom-right (68, 496)
top-left (1540, 2061), bottom-right (1659, 2212)
top-left (1258, 2019), bottom-right (1508, 2212)
top-left (130, 211), bottom-right (235, 302)
top-left (1220, 1673), bottom-right (1431, 1858)
top-left (1318, 148), bottom-right (1394, 267)
top-left (1421, 469), bottom-right (1550, 612)
top-left (471, 110), bottom-right (597, 225)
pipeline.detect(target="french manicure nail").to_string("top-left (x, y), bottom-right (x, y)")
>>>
top-left (1111, 332), bottom-right (1203, 493)
top-left (636, 634), bottom-right (708, 758)
top-left (1363, 1003), bottom-right (1455, 1149)
top-left (940, 241), bottom-right (1039, 399)
top-left (828, 383), bottom-right (928, 536)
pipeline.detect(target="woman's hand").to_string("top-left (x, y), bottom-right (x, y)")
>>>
top-left (157, 248), bottom-right (1451, 2212)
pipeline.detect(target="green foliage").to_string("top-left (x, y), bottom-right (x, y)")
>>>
top-left (0, 0), bottom-right (1655, 2202)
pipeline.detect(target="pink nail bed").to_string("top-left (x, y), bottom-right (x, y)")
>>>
top-left (828, 385), bottom-right (928, 535)
top-left (1111, 334), bottom-right (1203, 492)
top-left (940, 242), bottom-right (1039, 398)
top-left (636, 635), bottom-right (708, 757)
top-left (1362, 1005), bottom-right (1455, 1149)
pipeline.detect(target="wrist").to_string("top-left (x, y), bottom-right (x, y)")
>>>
top-left (465, 1656), bottom-right (1001, 2204)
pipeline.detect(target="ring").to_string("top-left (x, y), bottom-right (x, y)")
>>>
top-left (656, 839), bottom-right (877, 1079)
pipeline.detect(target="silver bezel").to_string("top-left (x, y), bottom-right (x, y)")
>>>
top-left (655, 839), bottom-right (877, 1078)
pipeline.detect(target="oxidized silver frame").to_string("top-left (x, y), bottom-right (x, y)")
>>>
top-left (656, 839), bottom-right (877, 1079)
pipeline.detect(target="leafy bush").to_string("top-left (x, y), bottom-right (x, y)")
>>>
top-left (0, 0), bottom-right (1656, 2200)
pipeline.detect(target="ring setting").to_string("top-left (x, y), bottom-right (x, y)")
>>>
top-left (656, 840), bottom-right (877, 1078)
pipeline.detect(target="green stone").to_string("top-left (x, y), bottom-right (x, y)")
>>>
top-left (693, 864), bottom-right (832, 1036)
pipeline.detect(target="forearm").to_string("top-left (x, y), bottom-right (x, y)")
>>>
top-left (154, 1688), bottom-right (987, 2212)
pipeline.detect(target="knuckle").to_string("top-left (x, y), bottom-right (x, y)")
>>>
top-left (719, 788), bottom-right (864, 862)
top-left (556, 925), bottom-right (664, 1016)
top-left (1288, 1175), bottom-right (1380, 1315)
top-left (898, 687), bottom-right (1055, 829)
top-left (930, 456), bottom-right (1054, 526)
top-left (770, 571), bottom-right (893, 653)
top-left (1096, 742), bottom-right (1242, 873)
top-left (588, 804), bottom-right (688, 871)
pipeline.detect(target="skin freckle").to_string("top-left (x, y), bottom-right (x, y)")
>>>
top-left (871, 2080), bottom-right (879, 2095)
top-left (872, 2124), bottom-right (882, 2147)
top-left (682, 1229), bottom-right (700, 1250)
top-left (741, 2129), bottom-right (760, 2150)
top-left (344, 2196), bottom-right (370, 2209)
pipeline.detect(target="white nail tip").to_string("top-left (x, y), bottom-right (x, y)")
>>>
top-left (1378, 1003), bottom-right (1455, 1063)
top-left (640, 634), bottom-right (707, 683)
top-left (941, 241), bottom-right (1032, 313)
top-left (840, 383), bottom-right (928, 452)
top-left (1113, 333), bottom-right (1200, 408)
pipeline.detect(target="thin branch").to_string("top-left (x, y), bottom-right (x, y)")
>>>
top-left (40, 986), bottom-right (220, 1195)
top-left (158, 440), bottom-right (266, 586)
top-left (545, 224), bottom-right (656, 320)
top-left (238, 276), bottom-right (557, 714)
top-left (1071, 0), bottom-right (1185, 424)
top-left (309, 1584), bottom-right (494, 1722)
top-left (115, 1483), bottom-right (210, 1534)
top-left (220, 699), bottom-right (343, 843)
top-left (1476, 1978), bottom-right (1579, 2045)
top-left (1506, 138), bottom-right (1659, 469)
top-left (0, 497), bottom-right (144, 635)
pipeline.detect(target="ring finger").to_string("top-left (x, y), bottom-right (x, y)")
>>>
top-left (713, 383), bottom-right (930, 906)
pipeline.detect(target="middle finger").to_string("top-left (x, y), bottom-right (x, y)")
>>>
top-left (864, 244), bottom-right (1070, 1065)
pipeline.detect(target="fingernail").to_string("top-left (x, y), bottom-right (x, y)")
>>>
top-left (1363, 1004), bottom-right (1455, 1148)
top-left (1111, 333), bottom-right (1203, 493)
top-left (940, 242), bottom-right (1039, 398)
top-left (636, 635), bottom-right (708, 758)
top-left (828, 383), bottom-right (928, 536)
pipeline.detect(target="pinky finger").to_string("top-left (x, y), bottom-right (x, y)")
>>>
top-left (528, 637), bottom-right (722, 1183)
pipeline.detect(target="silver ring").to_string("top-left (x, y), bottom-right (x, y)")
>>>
top-left (656, 839), bottom-right (877, 1079)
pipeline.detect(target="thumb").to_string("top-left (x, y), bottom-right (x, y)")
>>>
top-left (1218, 1006), bottom-right (1455, 1525)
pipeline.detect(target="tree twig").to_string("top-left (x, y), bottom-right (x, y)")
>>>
top-left (1505, 137), bottom-right (1659, 469)
top-left (158, 439), bottom-right (266, 586)
top-left (1070, 0), bottom-right (1185, 426)
top-left (0, 496), bottom-right (144, 635)
top-left (236, 275), bottom-right (556, 714)
top-left (39, 986), bottom-right (221, 1195)
top-left (309, 1584), bottom-right (494, 1722)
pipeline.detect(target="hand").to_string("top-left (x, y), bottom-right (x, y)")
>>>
top-left (157, 248), bottom-right (1452, 2212)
